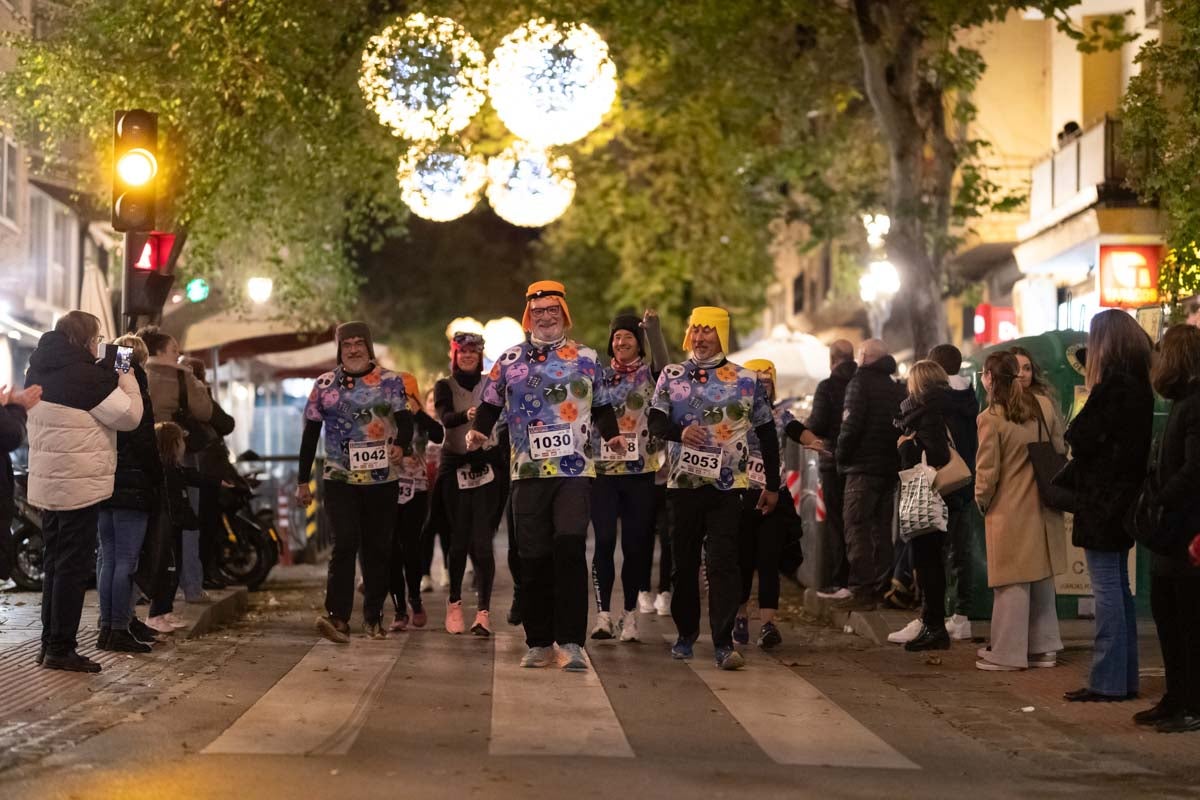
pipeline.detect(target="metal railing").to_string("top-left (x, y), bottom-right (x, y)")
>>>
top-left (1028, 116), bottom-right (1125, 225)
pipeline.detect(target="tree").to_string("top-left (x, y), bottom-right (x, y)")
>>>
top-left (848, 0), bottom-right (1132, 356)
top-left (1122, 0), bottom-right (1200, 319)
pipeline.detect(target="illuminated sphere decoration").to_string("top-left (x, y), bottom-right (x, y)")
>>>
top-left (397, 145), bottom-right (487, 222)
top-left (359, 14), bottom-right (487, 141)
top-left (488, 19), bottom-right (618, 147)
top-left (486, 142), bottom-right (576, 228)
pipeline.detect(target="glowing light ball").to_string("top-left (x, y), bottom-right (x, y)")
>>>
top-left (360, 14), bottom-right (487, 140)
top-left (397, 146), bottom-right (487, 222)
top-left (488, 19), bottom-right (618, 147)
top-left (486, 142), bottom-right (576, 228)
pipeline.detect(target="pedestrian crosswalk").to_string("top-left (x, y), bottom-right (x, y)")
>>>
top-left (201, 626), bottom-right (917, 769)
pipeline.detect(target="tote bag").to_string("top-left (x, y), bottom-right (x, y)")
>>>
top-left (1026, 402), bottom-right (1075, 513)
top-left (897, 455), bottom-right (948, 542)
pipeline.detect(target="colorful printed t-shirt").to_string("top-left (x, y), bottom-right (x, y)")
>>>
top-left (650, 359), bottom-right (773, 490)
top-left (303, 364), bottom-right (408, 485)
top-left (594, 363), bottom-right (663, 477)
top-left (746, 405), bottom-right (795, 489)
top-left (482, 338), bottom-right (605, 480)
top-left (395, 373), bottom-right (429, 496)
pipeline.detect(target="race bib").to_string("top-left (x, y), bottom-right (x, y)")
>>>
top-left (529, 423), bottom-right (574, 461)
top-left (348, 440), bottom-right (389, 472)
top-left (747, 455), bottom-right (767, 487)
top-left (679, 444), bottom-right (722, 480)
top-left (396, 478), bottom-right (416, 505)
top-left (600, 432), bottom-right (639, 462)
top-left (456, 464), bottom-right (495, 490)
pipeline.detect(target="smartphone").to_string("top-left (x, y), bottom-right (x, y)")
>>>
top-left (105, 343), bottom-right (133, 373)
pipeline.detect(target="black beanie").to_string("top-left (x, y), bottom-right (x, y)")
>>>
top-left (336, 321), bottom-right (375, 364)
top-left (608, 314), bottom-right (644, 358)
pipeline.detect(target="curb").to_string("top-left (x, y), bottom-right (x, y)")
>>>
top-left (802, 588), bottom-right (893, 645)
top-left (184, 587), bottom-right (249, 640)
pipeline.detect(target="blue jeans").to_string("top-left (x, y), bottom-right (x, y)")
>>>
top-left (97, 509), bottom-right (149, 631)
top-left (1085, 548), bottom-right (1139, 697)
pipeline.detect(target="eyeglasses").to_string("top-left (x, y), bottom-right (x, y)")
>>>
top-left (90, 335), bottom-right (106, 345)
top-left (529, 306), bottom-right (562, 319)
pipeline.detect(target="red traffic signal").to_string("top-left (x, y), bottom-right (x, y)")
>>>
top-left (123, 231), bottom-right (177, 319)
top-left (126, 231), bottom-right (176, 273)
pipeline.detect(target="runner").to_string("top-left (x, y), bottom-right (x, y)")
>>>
top-left (433, 332), bottom-right (500, 636)
top-left (419, 387), bottom-right (440, 594)
top-left (590, 309), bottom-right (669, 643)
top-left (648, 306), bottom-right (781, 670)
top-left (734, 359), bottom-right (822, 650)
top-left (467, 281), bottom-right (624, 671)
top-left (388, 372), bottom-right (443, 632)
top-left (297, 322), bottom-right (413, 643)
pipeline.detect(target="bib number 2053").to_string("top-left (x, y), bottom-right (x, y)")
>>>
top-left (349, 440), bottom-right (389, 472)
top-left (679, 445), bottom-right (722, 480)
top-left (529, 423), bottom-right (574, 461)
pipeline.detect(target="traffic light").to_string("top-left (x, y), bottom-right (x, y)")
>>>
top-left (123, 231), bottom-right (177, 319)
top-left (112, 109), bottom-right (158, 232)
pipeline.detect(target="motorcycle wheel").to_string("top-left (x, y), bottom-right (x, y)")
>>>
top-left (219, 514), bottom-right (274, 589)
top-left (11, 525), bottom-right (44, 591)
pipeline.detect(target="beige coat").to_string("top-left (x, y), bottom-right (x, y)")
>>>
top-left (974, 394), bottom-right (1066, 587)
top-left (145, 357), bottom-right (213, 425)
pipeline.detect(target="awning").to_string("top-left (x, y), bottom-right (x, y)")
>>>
top-left (78, 263), bottom-right (117, 343)
top-left (252, 339), bottom-right (394, 379)
top-left (161, 299), bottom-right (331, 359)
top-left (728, 328), bottom-right (831, 398)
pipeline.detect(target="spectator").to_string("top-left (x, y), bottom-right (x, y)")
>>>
top-left (96, 334), bottom-right (162, 653)
top-left (1184, 296), bottom-right (1199, 329)
top-left (136, 326), bottom-right (213, 425)
top-left (25, 311), bottom-right (143, 673)
top-left (834, 338), bottom-right (905, 610)
top-left (0, 382), bottom-right (41, 591)
top-left (1009, 346), bottom-right (1056, 401)
top-left (1063, 309), bottom-right (1154, 703)
top-left (1137, 324), bottom-right (1200, 732)
top-left (183, 357), bottom-right (236, 592)
top-left (809, 339), bottom-right (857, 600)
top-left (975, 352), bottom-right (1065, 671)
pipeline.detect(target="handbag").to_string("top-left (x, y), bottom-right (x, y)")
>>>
top-left (174, 370), bottom-right (217, 454)
top-left (897, 454), bottom-right (948, 542)
top-left (1026, 402), bottom-right (1075, 513)
top-left (932, 428), bottom-right (972, 496)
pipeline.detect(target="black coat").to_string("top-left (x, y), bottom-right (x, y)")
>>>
top-left (836, 355), bottom-right (906, 477)
top-left (105, 363), bottom-right (164, 511)
top-left (895, 391), bottom-right (951, 471)
top-left (806, 360), bottom-right (856, 471)
top-left (0, 403), bottom-right (26, 514)
top-left (1065, 369), bottom-right (1154, 552)
top-left (1152, 380), bottom-right (1200, 577)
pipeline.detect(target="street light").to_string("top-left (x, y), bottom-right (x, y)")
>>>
top-left (862, 214), bottom-right (890, 249)
top-left (247, 277), bottom-right (273, 304)
top-left (859, 260), bottom-right (900, 338)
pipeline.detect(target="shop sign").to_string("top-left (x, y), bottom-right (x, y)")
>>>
top-left (973, 303), bottom-right (1018, 345)
top-left (1098, 244), bottom-right (1160, 308)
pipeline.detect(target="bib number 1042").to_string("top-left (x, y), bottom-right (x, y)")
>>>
top-left (529, 423), bottom-right (574, 461)
top-left (679, 445), bottom-right (722, 479)
top-left (349, 440), bottom-right (389, 472)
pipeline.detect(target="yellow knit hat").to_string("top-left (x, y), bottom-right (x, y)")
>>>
top-left (682, 306), bottom-right (730, 352)
top-left (742, 359), bottom-right (776, 385)
top-left (522, 280), bottom-right (572, 332)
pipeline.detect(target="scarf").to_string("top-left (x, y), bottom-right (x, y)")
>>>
top-left (611, 356), bottom-right (643, 376)
top-left (453, 368), bottom-right (481, 391)
top-left (690, 351), bottom-right (726, 370)
top-left (530, 333), bottom-right (567, 349)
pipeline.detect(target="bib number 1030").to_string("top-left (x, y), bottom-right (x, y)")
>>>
top-left (529, 423), bottom-right (574, 461)
top-left (679, 445), bottom-right (722, 479)
top-left (349, 440), bottom-right (389, 472)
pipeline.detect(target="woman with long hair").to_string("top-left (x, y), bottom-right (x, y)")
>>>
top-left (1008, 346), bottom-right (1055, 399)
top-left (975, 352), bottom-right (1066, 671)
top-left (1063, 310), bottom-right (1154, 702)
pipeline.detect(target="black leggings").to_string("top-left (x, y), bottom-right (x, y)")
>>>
top-left (390, 491), bottom-right (428, 618)
top-left (442, 475), bottom-right (496, 610)
top-left (646, 483), bottom-right (672, 594)
top-left (590, 473), bottom-right (655, 613)
top-left (911, 531), bottom-right (947, 630)
top-left (422, 474), bottom-right (451, 576)
top-left (738, 490), bottom-right (785, 610)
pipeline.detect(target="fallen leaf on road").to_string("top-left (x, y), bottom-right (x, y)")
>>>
top-left (1021, 706), bottom-right (1035, 713)
top-left (925, 656), bottom-right (942, 666)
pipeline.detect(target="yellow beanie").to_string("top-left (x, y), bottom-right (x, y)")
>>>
top-left (682, 306), bottom-right (730, 353)
top-left (522, 280), bottom-right (572, 331)
top-left (742, 359), bottom-right (776, 385)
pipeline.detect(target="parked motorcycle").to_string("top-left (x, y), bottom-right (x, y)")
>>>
top-left (216, 475), bottom-right (279, 591)
top-left (10, 473), bottom-right (44, 590)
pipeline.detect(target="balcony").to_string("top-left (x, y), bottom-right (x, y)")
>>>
top-left (1019, 117), bottom-right (1133, 241)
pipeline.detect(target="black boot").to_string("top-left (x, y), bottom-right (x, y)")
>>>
top-left (109, 629), bottom-right (153, 653)
top-left (43, 651), bottom-right (102, 673)
top-left (36, 645), bottom-right (44, 665)
top-left (1134, 698), bottom-right (1180, 726)
top-left (904, 624), bottom-right (951, 652)
top-left (129, 618), bottom-right (160, 645)
top-left (97, 627), bottom-right (112, 651)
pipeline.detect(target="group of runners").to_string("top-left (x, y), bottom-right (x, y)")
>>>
top-left (297, 280), bottom-right (813, 671)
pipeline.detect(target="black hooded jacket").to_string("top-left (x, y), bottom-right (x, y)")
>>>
top-left (836, 355), bottom-right (906, 477)
top-left (104, 362), bottom-right (164, 512)
top-left (0, 403), bottom-right (26, 514)
top-left (806, 360), bottom-right (856, 471)
top-left (895, 391), bottom-right (951, 471)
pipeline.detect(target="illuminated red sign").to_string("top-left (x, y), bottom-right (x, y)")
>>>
top-left (974, 303), bottom-right (1018, 345)
top-left (1099, 244), bottom-right (1160, 309)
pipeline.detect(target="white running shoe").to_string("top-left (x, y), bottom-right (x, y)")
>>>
top-left (0, 578), bottom-right (17, 592)
top-left (619, 610), bottom-right (639, 642)
top-left (437, 571), bottom-right (450, 589)
top-left (420, 575), bottom-right (433, 593)
top-left (146, 615), bottom-right (176, 634)
top-left (591, 611), bottom-right (615, 640)
top-left (945, 614), bottom-right (973, 641)
top-left (886, 618), bottom-right (924, 644)
top-left (637, 591), bottom-right (655, 614)
top-left (654, 591), bottom-right (672, 616)
top-left (816, 586), bottom-right (852, 600)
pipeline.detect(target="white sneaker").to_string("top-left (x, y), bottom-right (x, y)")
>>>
top-left (146, 615), bottom-right (176, 634)
top-left (0, 578), bottom-right (17, 592)
top-left (887, 618), bottom-right (924, 644)
top-left (654, 591), bottom-right (672, 616)
top-left (637, 591), bottom-right (655, 614)
top-left (619, 610), bottom-right (639, 642)
top-left (437, 571), bottom-right (450, 589)
top-left (165, 612), bottom-right (188, 629)
top-left (945, 614), bottom-right (972, 641)
top-left (419, 575), bottom-right (433, 593)
top-left (817, 586), bottom-right (852, 600)
top-left (590, 611), bottom-right (615, 640)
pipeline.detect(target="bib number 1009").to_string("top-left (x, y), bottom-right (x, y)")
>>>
top-left (529, 423), bottom-right (574, 461)
top-left (679, 445), bottom-right (722, 479)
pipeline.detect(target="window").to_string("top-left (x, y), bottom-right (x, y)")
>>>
top-left (28, 187), bottom-right (78, 310)
top-left (0, 138), bottom-right (17, 226)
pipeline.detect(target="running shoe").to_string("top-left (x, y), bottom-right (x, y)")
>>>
top-left (590, 611), bottom-right (615, 640)
top-left (560, 643), bottom-right (588, 672)
top-left (445, 600), bottom-right (465, 635)
top-left (1028, 652), bottom-right (1058, 668)
top-left (471, 610), bottom-right (491, 637)
top-left (146, 615), bottom-right (176, 634)
top-left (0, 578), bottom-right (17, 592)
top-left (411, 605), bottom-right (427, 628)
top-left (733, 616), bottom-right (750, 645)
top-left (389, 615), bottom-right (409, 633)
top-left (887, 618), bottom-right (924, 644)
top-left (315, 615), bottom-right (350, 644)
top-left (637, 591), bottom-right (656, 614)
top-left (363, 622), bottom-right (388, 640)
top-left (715, 646), bottom-right (745, 671)
top-left (420, 575), bottom-right (434, 593)
top-left (619, 610), bottom-right (639, 642)
top-left (757, 621), bottom-right (782, 649)
top-left (654, 591), bottom-right (672, 616)
top-left (129, 618), bottom-right (161, 645)
top-left (670, 636), bottom-right (694, 660)
top-left (945, 614), bottom-right (973, 641)
top-left (520, 646), bottom-right (554, 668)
top-left (975, 659), bottom-right (1021, 671)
